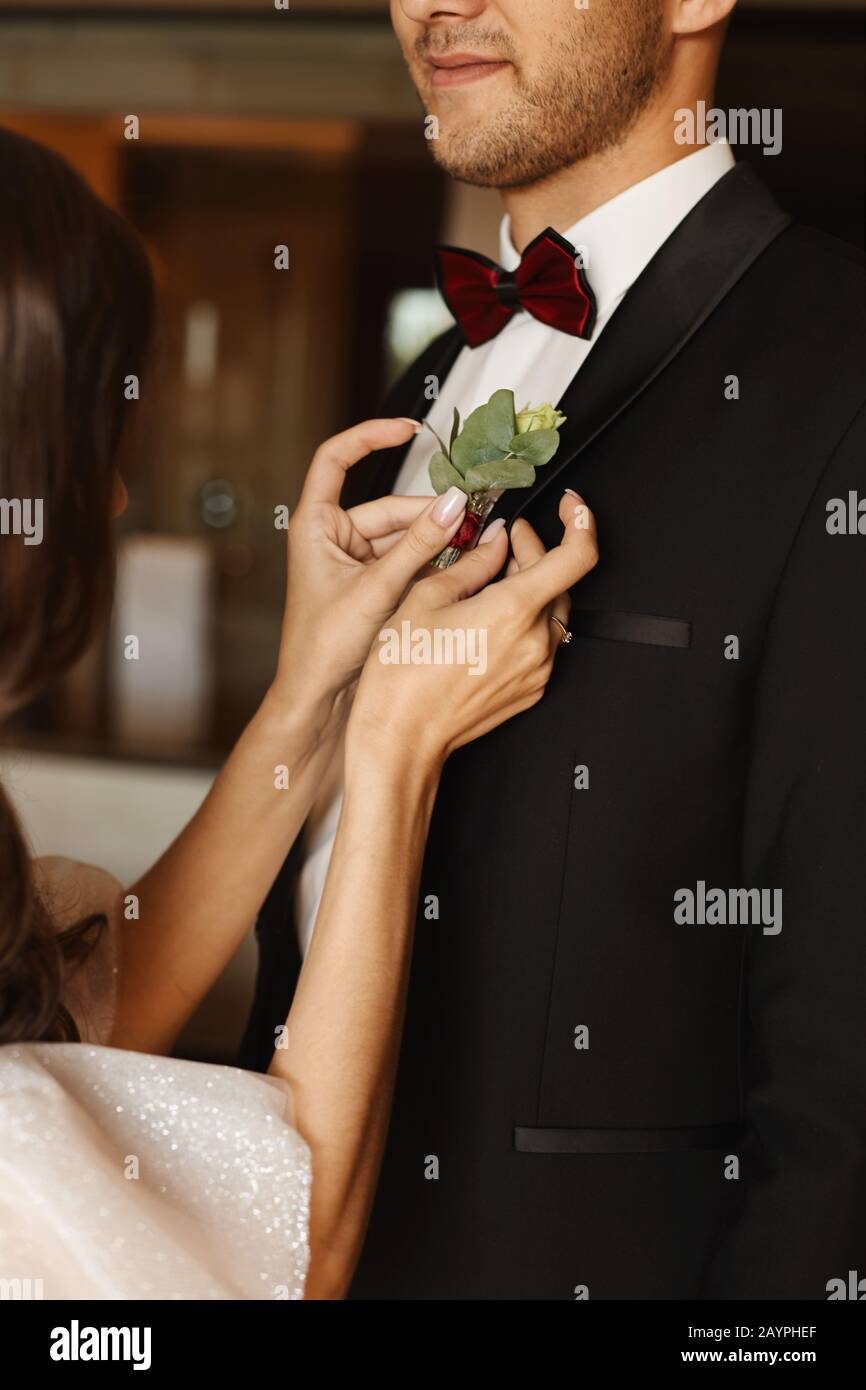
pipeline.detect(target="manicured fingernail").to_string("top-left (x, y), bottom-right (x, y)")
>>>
top-left (478, 517), bottom-right (506, 545)
top-left (398, 417), bottom-right (424, 433)
top-left (431, 485), bottom-right (466, 527)
top-left (564, 487), bottom-right (584, 502)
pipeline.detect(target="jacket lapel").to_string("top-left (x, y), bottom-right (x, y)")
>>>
top-left (490, 163), bottom-right (792, 530)
top-left (340, 327), bottom-right (464, 508)
top-left (345, 165), bottom-right (790, 520)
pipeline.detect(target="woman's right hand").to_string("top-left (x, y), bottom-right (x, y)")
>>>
top-left (347, 491), bottom-right (598, 770)
top-left (273, 419), bottom-right (473, 724)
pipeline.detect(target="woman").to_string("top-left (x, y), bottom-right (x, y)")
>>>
top-left (0, 127), bottom-right (598, 1299)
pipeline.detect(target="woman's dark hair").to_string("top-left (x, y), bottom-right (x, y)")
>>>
top-left (0, 126), bottom-right (155, 1042)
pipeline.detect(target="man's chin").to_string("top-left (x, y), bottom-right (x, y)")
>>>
top-left (426, 131), bottom-right (538, 191)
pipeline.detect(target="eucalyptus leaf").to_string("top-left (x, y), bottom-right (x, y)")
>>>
top-left (464, 457), bottom-right (537, 493)
top-left (487, 389), bottom-right (517, 450)
top-left (507, 427), bottom-right (562, 467)
top-left (451, 403), bottom-right (510, 475)
top-left (449, 407), bottom-right (461, 455)
top-left (424, 419), bottom-right (450, 459)
top-left (429, 451), bottom-right (467, 496)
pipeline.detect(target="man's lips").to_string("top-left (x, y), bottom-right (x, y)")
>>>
top-left (428, 52), bottom-right (512, 89)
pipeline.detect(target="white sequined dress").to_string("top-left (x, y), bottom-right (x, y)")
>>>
top-left (0, 858), bottom-right (311, 1299)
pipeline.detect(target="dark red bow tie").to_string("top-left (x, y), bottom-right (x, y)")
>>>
top-left (435, 226), bottom-right (597, 349)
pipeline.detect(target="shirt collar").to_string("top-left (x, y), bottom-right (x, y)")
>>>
top-left (498, 142), bottom-right (736, 320)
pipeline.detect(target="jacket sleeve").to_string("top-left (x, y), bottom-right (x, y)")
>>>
top-left (703, 400), bottom-right (866, 1298)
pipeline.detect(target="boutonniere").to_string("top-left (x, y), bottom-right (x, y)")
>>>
top-left (426, 389), bottom-right (566, 569)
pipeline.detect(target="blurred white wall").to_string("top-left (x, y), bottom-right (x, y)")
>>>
top-left (111, 535), bottom-right (215, 748)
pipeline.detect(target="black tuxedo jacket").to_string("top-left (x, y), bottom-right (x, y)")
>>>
top-left (241, 164), bottom-right (866, 1299)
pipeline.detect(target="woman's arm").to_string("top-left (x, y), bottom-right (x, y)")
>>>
top-left (112, 682), bottom-right (343, 1054)
top-left (273, 737), bottom-right (440, 1300)
top-left (272, 496), bottom-right (599, 1298)
top-left (110, 418), bottom-right (468, 1055)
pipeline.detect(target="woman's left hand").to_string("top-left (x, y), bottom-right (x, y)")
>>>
top-left (273, 418), bottom-right (469, 718)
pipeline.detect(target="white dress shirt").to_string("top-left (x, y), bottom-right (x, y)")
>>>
top-left (294, 142), bottom-right (735, 956)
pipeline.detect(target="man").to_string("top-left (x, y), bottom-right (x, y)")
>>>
top-left (242, 0), bottom-right (866, 1298)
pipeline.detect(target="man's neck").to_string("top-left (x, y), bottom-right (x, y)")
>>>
top-left (503, 97), bottom-right (704, 252)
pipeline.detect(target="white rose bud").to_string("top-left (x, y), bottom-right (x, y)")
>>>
top-left (514, 403), bottom-right (567, 434)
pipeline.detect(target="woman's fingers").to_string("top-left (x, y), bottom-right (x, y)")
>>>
top-left (500, 498), bottom-right (591, 649)
top-left (302, 418), bottom-right (420, 506)
top-left (367, 529), bottom-right (408, 558)
top-left (422, 521), bottom-right (510, 603)
top-left (559, 488), bottom-right (595, 538)
top-left (347, 493), bottom-right (432, 541)
top-left (509, 515), bottom-right (547, 572)
top-left (511, 492), bottom-right (598, 610)
top-left (363, 485), bottom-right (468, 602)
top-left (547, 593), bottom-right (573, 656)
top-left (546, 494), bottom-right (583, 652)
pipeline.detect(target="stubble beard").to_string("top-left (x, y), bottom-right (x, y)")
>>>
top-left (416, 9), bottom-right (672, 190)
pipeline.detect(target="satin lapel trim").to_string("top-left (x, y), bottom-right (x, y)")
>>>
top-left (347, 328), bottom-right (464, 506)
top-left (490, 164), bottom-right (792, 529)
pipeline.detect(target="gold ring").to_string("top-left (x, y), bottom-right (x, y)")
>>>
top-left (550, 615), bottom-right (573, 645)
